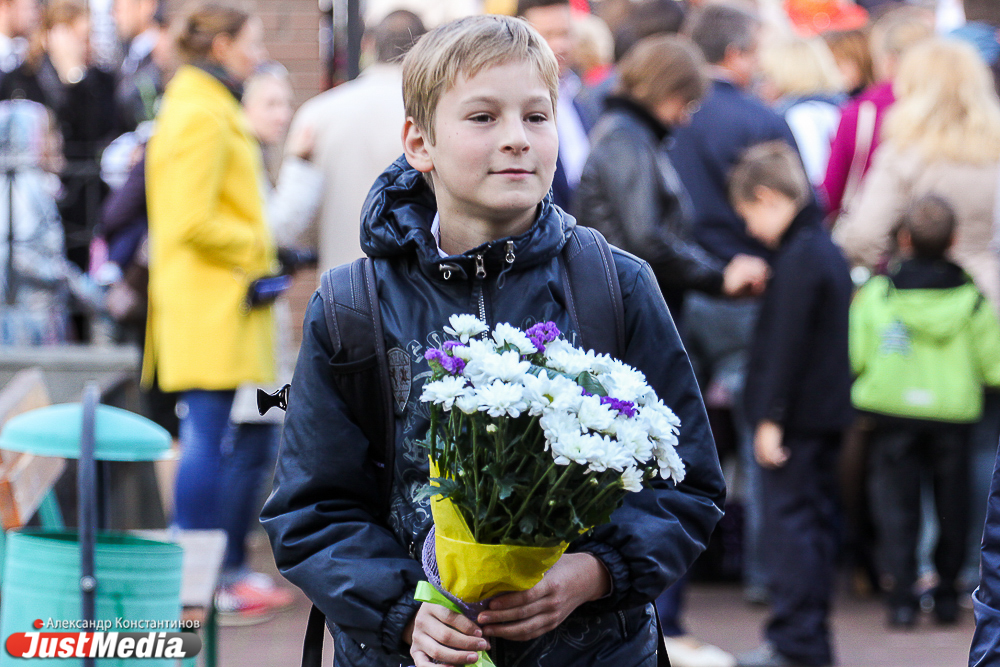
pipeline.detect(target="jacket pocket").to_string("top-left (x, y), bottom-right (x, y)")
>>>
top-left (329, 352), bottom-right (378, 374)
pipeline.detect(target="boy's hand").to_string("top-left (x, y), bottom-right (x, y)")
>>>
top-left (476, 552), bottom-right (611, 641)
top-left (723, 254), bottom-right (770, 298)
top-left (406, 602), bottom-right (489, 667)
top-left (754, 420), bottom-right (788, 468)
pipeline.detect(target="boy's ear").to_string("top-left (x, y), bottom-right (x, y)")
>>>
top-left (402, 118), bottom-right (434, 174)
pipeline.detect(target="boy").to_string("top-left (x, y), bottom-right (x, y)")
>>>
top-left (851, 195), bottom-right (1000, 629)
top-left (729, 141), bottom-right (853, 667)
top-left (260, 15), bottom-right (726, 667)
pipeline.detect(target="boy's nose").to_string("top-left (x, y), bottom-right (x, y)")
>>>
top-left (500, 118), bottom-right (530, 153)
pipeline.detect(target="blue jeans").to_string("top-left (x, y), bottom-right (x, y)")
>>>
top-left (174, 390), bottom-right (279, 573)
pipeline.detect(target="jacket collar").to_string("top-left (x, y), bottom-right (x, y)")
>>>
top-left (890, 258), bottom-right (969, 290)
top-left (604, 95), bottom-right (671, 142)
top-left (360, 156), bottom-right (575, 281)
top-left (193, 61), bottom-right (243, 100)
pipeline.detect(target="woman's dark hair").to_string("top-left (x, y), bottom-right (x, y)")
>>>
top-left (174, 3), bottom-right (249, 64)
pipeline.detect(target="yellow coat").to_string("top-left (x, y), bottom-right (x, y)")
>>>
top-left (143, 66), bottom-right (276, 392)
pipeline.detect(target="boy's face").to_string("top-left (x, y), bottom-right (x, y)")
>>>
top-left (404, 59), bottom-right (558, 234)
top-left (734, 186), bottom-right (798, 248)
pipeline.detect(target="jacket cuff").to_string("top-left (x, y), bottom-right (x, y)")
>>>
top-left (380, 589), bottom-right (421, 657)
top-left (570, 541), bottom-right (630, 611)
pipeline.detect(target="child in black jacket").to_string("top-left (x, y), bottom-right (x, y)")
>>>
top-left (730, 141), bottom-right (854, 667)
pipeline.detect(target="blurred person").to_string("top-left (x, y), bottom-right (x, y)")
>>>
top-left (823, 28), bottom-right (877, 97)
top-left (0, 99), bottom-right (101, 344)
top-left (0, 0), bottom-right (117, 275)
top-left (851, 195), bottom-right (1000, 629)
top-left (518, 0), bottom-right (594, 209)
top-left (783, 0), bottom-right (868, 37)
top-left (0, 0), bottom-right (37, 81)
top-left (758, 36), bottom-right (846, 187)
top-left (669, 1), bottom-right (805, 606)
top-left (834, 38), bottom-right (1000, 311)
top-left (286, 10), bottom-right (425, 273)
top-left (952, 0), bottom-right (1000, 92)
top-left (112, 0), bottom-right (165, 133)
top-left (822, 5), bottom-right (933, 217)
top-left (730, 141), bottom-right (853, 667)
top-left (143, 2), bottom-right (293, 625)
top-left (572, 12), bottom-right (614, 86)
top-left (575, 34), bottom-right (765, 667)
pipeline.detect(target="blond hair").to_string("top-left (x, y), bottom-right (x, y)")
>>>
top-left (616, 34), bottom-right (708, 109)
top-left (729, 141), bottom-right (810, 209)
top-left (759, 36), bottom-right (844, 98)
top-left (884, 38), bottom-right (1000, 164)
top-left (401, 14), bottom-right (559, 145)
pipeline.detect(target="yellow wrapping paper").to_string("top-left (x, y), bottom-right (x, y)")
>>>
top-left (429, 460), bottom-right (568, 603)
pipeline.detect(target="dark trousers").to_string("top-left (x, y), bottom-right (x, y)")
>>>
top-left (762, 432), bottom-right (840, 667)
top-left (867, 422), bottom-right (970, 608)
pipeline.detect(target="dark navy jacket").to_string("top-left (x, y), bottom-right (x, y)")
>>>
top-left (743, 209), bottom-right (854, 435)
top-left (972, 443), bottom-right (1000, 665)
top-left (668, 79), bottom-right (800, 263)
top-left (261, 157), bottom-right (726, 667)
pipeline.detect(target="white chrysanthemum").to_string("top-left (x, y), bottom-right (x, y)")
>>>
top-left (576, 394), bottom-right (616, 433)
top-left (444, 314), bottom-right (489, 343)
top-left (621, 466), bottom-right (645, 492)
top-left (614, 419), bottom-right (655, 463)
top-left (475, 380), bottom-right (527, 418)
top-left (492, 322), bottom-right (537, 355)
top-left (545, 346), bottom-right (598, 377)
top-left (460, 338), bottom-right (497, 366)
top-left (465, 350), bottom-right (531, 387)
top-left (454, 389), bottom-right (479, 415)
top-left (523, 371), bottom-right (584, 416)
top-left (420, 376), bottom-right (468, 410)
top-left (640, 403), bottom-right (681, 443)
top-left (655, 442), bottom-right (686, 483)
top-left (550, 431), bottom-right (593, 466)
top-left (540, 411), bottom-right (583, 449)
top-left (600, 363), bottom-right (653, 404)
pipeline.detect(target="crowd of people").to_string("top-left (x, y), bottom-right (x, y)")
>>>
top-left (4, 0), bottom-right (1000, 665)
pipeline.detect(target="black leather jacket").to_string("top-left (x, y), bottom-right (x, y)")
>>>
top-left (574, 97), bottom-right (725, 308)
top-left (261, 157), bottom-right (726, 667)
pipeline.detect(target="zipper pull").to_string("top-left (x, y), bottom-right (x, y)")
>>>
top-left (505, 241), bottom-right (515, 264)
top-left (475, 254), bottom-right (486, 279)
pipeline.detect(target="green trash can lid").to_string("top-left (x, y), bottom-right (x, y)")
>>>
top-left (0, 403), bottom-right (172, 461)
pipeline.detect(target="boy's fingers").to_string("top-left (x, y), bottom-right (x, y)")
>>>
top-left (486, 584), bottom-right (546, 611)
top-left (482, 613), bottom-right (558, 640)
top-left (423, 622), bottom-right (489, 653)
top-left (426, 604), bottom-right (483, 638)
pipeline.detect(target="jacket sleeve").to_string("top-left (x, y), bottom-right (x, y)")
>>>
top-left (833, 144), bottom-right (910, 269)
top-left (971, 442), bottom-right (1000, 666)
top-left (822, 102), bottom-right (859, 216)
top-left (150, 106), bottom-right (265, 268)
top-left (260, 294), bottom-right (423, 659)
top-left (972, 293), bottom-right (1000, 388)
top-left (577, 131), bottom-right (725, 295)
top-left (569, 255), bottom-right (726, 610)
top-left (267, 156), bottom-right (324, 247)
top-left (849, 280), bottom-right (878, 378)
top-left (748, 243), bottom-right (822, 425)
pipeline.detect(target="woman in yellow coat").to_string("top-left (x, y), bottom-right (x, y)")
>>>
top-left (144, 3), bottom-right (291, 623)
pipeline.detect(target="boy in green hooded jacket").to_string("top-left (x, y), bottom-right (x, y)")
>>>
top-left (850, 195), bottom-right (1000, 628)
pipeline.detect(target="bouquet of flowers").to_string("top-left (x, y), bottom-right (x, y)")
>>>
top-left (417, 315), bottom-right (685, 618)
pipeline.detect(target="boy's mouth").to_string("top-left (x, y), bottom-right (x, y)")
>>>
top-left (492, 168), bottom-right (533, 175)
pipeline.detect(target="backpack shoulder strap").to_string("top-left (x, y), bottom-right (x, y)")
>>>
top-left (319, 257), bottom-right (395, 515)
top-left (560, 225), bottom-right (625, 358)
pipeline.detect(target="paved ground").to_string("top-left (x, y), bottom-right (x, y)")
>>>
top-left (216, 534), bottom-right (976, 667)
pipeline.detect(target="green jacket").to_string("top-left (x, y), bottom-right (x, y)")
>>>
top-left (850, 274), bottom-right (1000, 423)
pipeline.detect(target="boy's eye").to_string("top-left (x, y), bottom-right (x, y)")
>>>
top-left (469, 113), bottom-right (494, 123)
top-left (526, 113), bottom-right (548, 123)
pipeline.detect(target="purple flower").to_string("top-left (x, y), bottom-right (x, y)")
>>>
top-left (442, 355), bottom-right (466, 375)
top-left (425, 348), bottom-right (447, 365)
top-left (443, 341), bottom-right (466, 352)
top-left (526, 321), bottom-right (561, 353)
top-left (580, 387), bottom-right (594, 398)
top-left (600, 396), bottom-right (637, 418)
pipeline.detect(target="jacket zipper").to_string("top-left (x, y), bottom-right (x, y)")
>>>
top-left (617, 610), bottom-right (628, 637)
top-left (475, 254), bottom-right (487, 324)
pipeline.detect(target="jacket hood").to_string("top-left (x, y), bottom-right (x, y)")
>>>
top-left (884, 277), bottom-right (984, 343)
top-left (359, 156), bottom-right (575, 281)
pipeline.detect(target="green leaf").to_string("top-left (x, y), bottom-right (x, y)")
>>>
top-left (575, 371), bottom-right (608, 397)
top-left (519, 515), bottom-right (537, 535)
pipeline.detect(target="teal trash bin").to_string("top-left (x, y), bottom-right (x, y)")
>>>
top-left (0, 530), bottom-right (184, 666)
